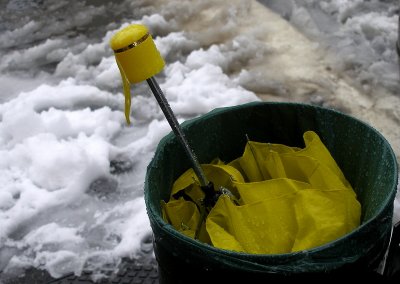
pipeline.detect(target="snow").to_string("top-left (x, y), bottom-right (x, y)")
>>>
top-left (0, 0), bottom-right (398, 281)
top-left (263, 0), bottom-right (399, 95)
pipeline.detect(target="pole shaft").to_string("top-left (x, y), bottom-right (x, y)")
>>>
top-left (146, 77), bottom-right (209, 187)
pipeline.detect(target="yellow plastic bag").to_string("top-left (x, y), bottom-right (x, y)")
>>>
top-left (162, 131), bottom-right (361, 253)
top-left (162, 198), bottom-right (200, 239)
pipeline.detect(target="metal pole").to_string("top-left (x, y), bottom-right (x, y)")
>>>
top-left (146, 77), bottom-right (209, 188)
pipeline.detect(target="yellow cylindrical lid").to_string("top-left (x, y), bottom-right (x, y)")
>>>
top-left (110, 24), bottom-right (165, 83)
top-left (110, 24), bottom-right (165, 124)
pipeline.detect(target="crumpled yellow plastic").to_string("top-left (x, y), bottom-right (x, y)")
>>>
top-left (162, 131), bottom-right (361, 253)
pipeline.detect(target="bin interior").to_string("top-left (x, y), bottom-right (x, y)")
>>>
top-left (148, 102), bottom-right (397, 225)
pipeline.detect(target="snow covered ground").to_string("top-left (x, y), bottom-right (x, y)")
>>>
top-left (0, 0), bottom-right (398, 281)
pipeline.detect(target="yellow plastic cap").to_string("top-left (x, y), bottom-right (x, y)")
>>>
top-left (110, 24), bottom-right (165, 124)
top-left (110, 24), bottom-right (165, 83)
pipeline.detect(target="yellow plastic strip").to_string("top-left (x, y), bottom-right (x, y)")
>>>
top-left (116, 58), bottom-right (131, 125)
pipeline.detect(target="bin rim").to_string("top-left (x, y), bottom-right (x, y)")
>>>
top-left (145, 101), bottom-right (398, 259)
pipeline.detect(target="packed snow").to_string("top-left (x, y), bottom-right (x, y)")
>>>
top-left (0, 0), bottom-right (398, 281)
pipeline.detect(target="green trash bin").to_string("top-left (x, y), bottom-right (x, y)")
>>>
top-left (144, 102), bottom-right (398, 282)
